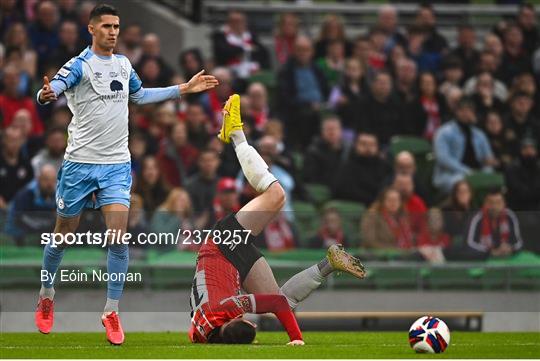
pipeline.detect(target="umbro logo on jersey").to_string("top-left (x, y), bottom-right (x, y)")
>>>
top-left (109, 71), bottom-right (118, 78)
top-left (94, 72), bottom-right (103, 79)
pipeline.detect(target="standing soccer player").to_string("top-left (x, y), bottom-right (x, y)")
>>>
top-left (34, 4), bottom-right (218, 345)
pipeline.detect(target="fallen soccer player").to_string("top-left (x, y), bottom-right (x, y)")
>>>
top-left (188, 94), bottom-right (366, 345)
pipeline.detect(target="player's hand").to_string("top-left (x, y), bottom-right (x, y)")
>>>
top-left (287, 340), bottom-right (305, 346)
top-left (39, 76), bottom-right (57, 103)
top-left (180, 70), bottom-right (219, 94)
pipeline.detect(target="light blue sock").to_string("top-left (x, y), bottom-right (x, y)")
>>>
top-left (106, 244), bottom-right (129, 300)
top-left (41, 243), bottom-right (65, 292)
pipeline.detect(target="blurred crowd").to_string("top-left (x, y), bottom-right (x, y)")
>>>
top-left (1, 0), bottom-right (539, 262)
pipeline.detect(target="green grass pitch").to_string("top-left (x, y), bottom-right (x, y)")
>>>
top-left (1, 332), bottom-right (539, 359)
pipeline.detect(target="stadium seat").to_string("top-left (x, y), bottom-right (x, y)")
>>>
top-left (0, 245), bottom-right (43, 286)
top-left (389, 136), bottom-right (432, 157)
top-left (305, 183), bottom-right (332, 206)
top-left (61, 248), bottom-right (107, 264)
top-left (465, 172), bottom-right (505, 206)
top-left (146, 251), bottom-right (197, 288)
top-left (486, 251), bottom-right (540, 290)
top-left (426, 265), bottom-right (483, 290)
top-left (291, 152), bottom-right (304, 175)
top-left (323, 200), bottom-right (365, 246)
top-left (248, 70), bottom-right (276, 107)
top-left (291, 201), bottom-right (320, 246)
top-left (248, 70), bottom-right (276, 89)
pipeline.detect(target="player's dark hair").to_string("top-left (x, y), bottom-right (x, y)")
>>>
top-left (89, 4), bottom-right (118, 22)
top-left (221, 319), bottom-right (256, 344)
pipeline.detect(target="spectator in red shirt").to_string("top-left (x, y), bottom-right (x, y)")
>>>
top-left (392, 173), bottom-right (428, 236)
top-left (361, 187), bottom-right (414, 250)
top-left (417, 208), bottom-right (451, 263)
top-left (213, 177), bottom-right (241, 223)
top-left (274, 13), bottom-right (299, 66)
top-left (247, 82), bottom-right (270, 132)
top-left (392, 173), bottom-right (427, 215)
top-left (308, 208), bottom-right (349, 249)
top-left (0, 64), bottom-right (44, 136)
top-left (158, 122), bottom-right (199, 187)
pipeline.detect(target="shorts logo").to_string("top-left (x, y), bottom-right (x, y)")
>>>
top-left (57, 197), bottom-right (65, 210)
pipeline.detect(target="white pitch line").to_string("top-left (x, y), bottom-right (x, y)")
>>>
top-left (2, 343), bottom-right (539, 350)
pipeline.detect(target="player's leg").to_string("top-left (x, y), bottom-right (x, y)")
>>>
top-left (241, 257), bottom-right (280, 294)
top-left (36, 215), bottom-right (81, 334)
top-left (100, 203), bottom-right (129, 315)
top-left (280, 245), bottom-right (366, 309)
top-left (36, 161), bottom-right (91, 334)
top-left (236, 182), bottom-right (285, 236)
top-left (40, 216), bottom-right (80, 297)
top-left (95, 162), bottom-right (132, 345)
top-left (218, 94), bottom-right (284, 235)
top-left (243, 245), bottom-right (366, 309)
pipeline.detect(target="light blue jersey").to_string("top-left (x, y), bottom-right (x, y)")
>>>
top-left (38, 47), bottom-right (180, 164)
top-left (37, 47), bottom-right (181, 216)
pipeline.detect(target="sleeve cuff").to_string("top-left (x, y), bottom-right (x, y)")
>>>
top-left (36, 89), bottom-right (50, 105)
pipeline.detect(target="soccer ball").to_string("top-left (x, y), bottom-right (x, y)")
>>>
top-left (408, 316), bottom-right (450, 353)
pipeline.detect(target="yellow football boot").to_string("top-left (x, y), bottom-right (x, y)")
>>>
top-left (218, 94), bottom-right (243, 143)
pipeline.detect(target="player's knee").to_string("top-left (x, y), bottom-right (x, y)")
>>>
top-left (267, 182), bottom-right (286, 211)
top-left (54, 215), bottom-right (80, 236)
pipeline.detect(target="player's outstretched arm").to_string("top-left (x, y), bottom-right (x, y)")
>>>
top-left (38, 77), bottom-right (57, 104)
top-left (179, 70), bottom-right (219, 94)
top-left (130, 69), bottom-right (218, 105)
top-left (37, 58), bottom-right (82, 105)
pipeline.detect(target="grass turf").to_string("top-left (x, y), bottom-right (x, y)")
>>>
top-left (1, 332), bottom-right (539, 359)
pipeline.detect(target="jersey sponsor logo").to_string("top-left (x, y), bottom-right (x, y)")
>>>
top-left (99, 92), bottom-right (127, 102)
top-left (110, 80), bottom-right (123, 92)
top-left (121, 67), bottom-right (128, 80)
top-left (57, 68), bottom-right (70, 78)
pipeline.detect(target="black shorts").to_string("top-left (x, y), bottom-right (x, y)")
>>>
top-left (213, 213), bottom-right (263, 282)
